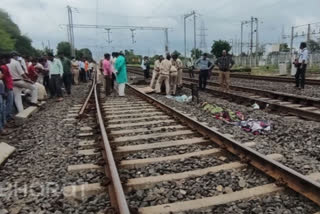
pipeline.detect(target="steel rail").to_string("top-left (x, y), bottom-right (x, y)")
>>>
top-left (127, 84), bottom-right (320, 206)
top-left (128, 66), bottom-right (320, 85)
top-left (182, 83), bottom-right (320, 121)
top-left (78, 75), bottom-right (96, 117)
top-left (127, 69), bottom-right (320, 120)
top-left (94, 84), bottom-right (130, 214)
top-left (183, 77), bottom-right (320, 107)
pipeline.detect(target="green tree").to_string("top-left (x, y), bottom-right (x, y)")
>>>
top-left (15, 35), bottom-right (37, 56)
top-left (172, 50), bottom-right (181, 57)
top-left (44, 47), bottom-right (53, 56)
top-left (0, 9), bottom-right (38, 56)
top-left (76, 48), bottom-right (92, 59)
top-left (211, 40), bottom-right (231, 58)
top-left (0, 9), bottom-right (20, 38)
top-left (307, 39), bottom-right (320, 53)
top-left (124, 49), bottom-right (135, 57)
top-left (191, 48), bottom-right (203, 60)
top-left (0, 28), bottom-right (15, 51)
top-left (57, 42), bottom-right (71, 57)
top-left (279, 43), bottom-right (290, 52)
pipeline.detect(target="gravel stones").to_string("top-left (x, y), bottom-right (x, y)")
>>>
top-left (126, 168), bottom-right (273, 208)
top-left (0, 84), bottom-right (110, 213)
top-left (121, 143), bottom-right (217, 160)
top-left (150, 87), bottom-right (320, 175)
top-left (119, 155), bottom-right (237, 179)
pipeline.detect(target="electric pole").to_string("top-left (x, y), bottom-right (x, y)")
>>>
top-left (164, 28), bottom-right (169, 53)
top-left (130, 29), bottom-right (136, 44)
top-left (184, 11), bottom-right (196, 60)
top-left (194, 12), bottom-right (197, 50)
top-left (290, 26), bottom-right (294, 58)
top-left (307, 24), bottom-right (311, 43)
top-left (255, 18), bottom-right (259, 53)
top-left (250, 16), bottom-right (254, 56)
top-left (255, 18), bottom-right (259, 66)
top-left (199, 20), bottom-right (208, 53)
top-left (105, 28), bottom-right (112, 45)
top-left (67, 5), bottom-right (76, 57)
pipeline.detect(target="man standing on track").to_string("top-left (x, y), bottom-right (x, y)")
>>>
top-left (141, 56), bottom-right (150, 80)
top-left (155, 54), bottom-right (171, 95)
top-left (187, 58), bottom-right (195, 78)
top-left (79, 59), bottom-right (86, 83)
top-left (60, 53), bottom-right (72, 95)
top-left (150, 55), bottom-right (163, 89)
top-left (48, 53), bottom-right (64, 102)
top-left (103, 53), bottom-right (113, 96)
top-left (84, 59), bottom-right (89, 82)
top-left (175, 55), bottom-right (183, 89)
top-left (115, 53), bottom-right (128, 97)
top-left (195, 53), bottom-right (214, 90)
top-left (71, 57), bottom-right (79, 85)
top-left (294, 42), bottom-right (308, 90)
top-left (215, 50), bottom-right (234, 92)
top-left (171, 54), bottom-right (181, 95)
top-left (111, 52), bottom-right (118, 90)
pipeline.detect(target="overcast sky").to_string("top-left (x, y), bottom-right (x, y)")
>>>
top-left (2, 0), bottom-right (320, 58)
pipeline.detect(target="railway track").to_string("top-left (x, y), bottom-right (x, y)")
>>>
top-left (101, 85), bottom-right (320, 213)
top-left (127, 68), bottom-right (320, 122)
top-left (63, 72), bottom-right (320, 213)
top-left (128, 66), bottom-right (320, 86)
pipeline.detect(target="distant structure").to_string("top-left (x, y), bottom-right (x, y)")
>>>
top-left (199, 20), bottom-right (208, 53)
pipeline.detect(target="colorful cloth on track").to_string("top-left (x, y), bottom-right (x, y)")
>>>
top-left (201, 102), bottom-right (271, 135)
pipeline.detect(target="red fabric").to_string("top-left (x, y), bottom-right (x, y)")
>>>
top-left (0, 65), bottom-right (13, 90)
top-left (27, 65), bottom-right (38, 82)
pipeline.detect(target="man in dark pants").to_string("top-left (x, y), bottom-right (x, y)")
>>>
top-left (187, 59), bottom-right (194, 78)
top-left (60, 54), bottom-right (72, 95)
top-left (294, 42), bottom-right (308, 90)
top-left (79, 59), bottom-right (86, 83)
top-left (216, 50), bottom-right (235, 92)
top-left (103, 53), bottom-right (112, 96)
top-left (48, 53), bottom-right (64, 101)
top-left (142, 56), bottom-right (150, 80)
top-left (195, 53), bottom-right (214, 90)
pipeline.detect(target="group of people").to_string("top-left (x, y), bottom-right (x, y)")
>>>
top-left (193, 50), bottom-right (236, 92)
top-left (100, 52), bottom-right (127, 96)
top-left (0, 51), bottom-right (95, 135)
top-left (148, 53), bottom-right (183, 95)
top-left (147, 50), bottom-right (235, 96)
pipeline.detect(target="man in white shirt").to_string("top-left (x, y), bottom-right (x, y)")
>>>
top-left (294, 42), bottom-right (308, 90)
top-left (89, 60), bottom-right (95, 80)
top-left (8, 52), bottom-right (38, 112)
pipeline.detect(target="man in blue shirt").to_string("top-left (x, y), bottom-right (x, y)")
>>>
top-left (195, 53), bottom-right (214, 90)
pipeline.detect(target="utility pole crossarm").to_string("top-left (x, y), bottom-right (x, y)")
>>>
top-left (62, 23), bottom-right (170, 53)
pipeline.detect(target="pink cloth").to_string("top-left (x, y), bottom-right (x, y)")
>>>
top-left (103, 59), bottom-right (112, 76)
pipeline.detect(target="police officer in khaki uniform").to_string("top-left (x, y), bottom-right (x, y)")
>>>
top-left (170, 54), bottom-right (180, 95)
top-left (150, 55), bottom-right (164, 89)
top-left (155, 54), bottom-right (171, 95)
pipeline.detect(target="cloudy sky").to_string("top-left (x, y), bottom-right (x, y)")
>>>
top-left (2, 0), bottom-right (320, 58)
